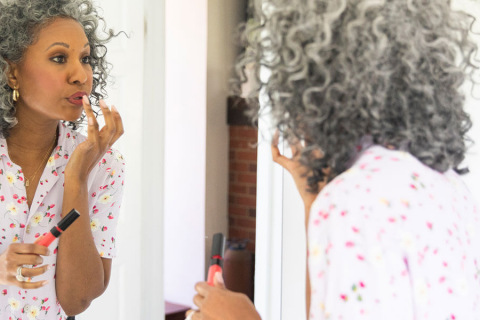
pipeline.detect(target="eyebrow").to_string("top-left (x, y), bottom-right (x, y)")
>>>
top-left (45, 42), bottom-right (90, 51)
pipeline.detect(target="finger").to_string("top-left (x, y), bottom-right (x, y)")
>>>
top-left (213, 271), bottom-right (226, 289)
top-left (271, 130), bottom-right (290, 166)
top-left (9, 243), bottom-right (50, 256)
top-left (20, 265), bottom-right (51, 278)
top-left (14, 279), bottom-right (49, 290)
top-left (290, 143), bottom-right (299, 158)
top-left (13, 253), bottom-right (44, 267)
top-left (194, 282), bottom-right (211, 298)
top-left (83, 96), bottom-right (99, 143)
top-left (271, 133), bottom-right (284, 164)
top-left (99, 100), bottom-right (116, 145)
top-left (193, 293), bottom-right (205, 309)
top-left (185, 309), bottom-right (201, 320)
top-left (271, 143), bottom-right (294, 171)
top-left (289, 138), bottom-right (305, 160)
top-left (272, 130), bottom-right (280, 146)
top-left (109, 105), bottom-right (124, 145)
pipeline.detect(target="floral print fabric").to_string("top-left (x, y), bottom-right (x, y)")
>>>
top-left (308, 146), bottom-right (480, 319)
top-left (0, 123), bottom-right (125, 320)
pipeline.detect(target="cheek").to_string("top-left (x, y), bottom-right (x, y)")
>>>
top-left (86, 70), bottom-right (94, 93)
top-left (23, 68), bottom-right (63, 99)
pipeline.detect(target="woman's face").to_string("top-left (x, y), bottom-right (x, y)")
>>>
top-left (9, 17), bottom-right (93, 123)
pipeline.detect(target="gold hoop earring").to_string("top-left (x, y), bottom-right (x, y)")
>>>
top-left (12, 86), bottom-right (19, 102)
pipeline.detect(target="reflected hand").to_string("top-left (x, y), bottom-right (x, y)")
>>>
top-left (0, 243), bottom-right (50, 289)
top-left (65, 96), bottom-right (124, 182)
top-left (186, 271), bottom-right (261, 320)
top-left (271, 131), bottom-right (327, 225)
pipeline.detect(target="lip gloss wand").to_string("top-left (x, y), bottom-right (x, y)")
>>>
top-left (207, 233), bottom-right (226, 286)
top-left (34, 209), bottom-right (80, 247)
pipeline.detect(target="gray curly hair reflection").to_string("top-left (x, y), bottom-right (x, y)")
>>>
top-left (0, 0), bottom-right (116, 136)
top-left (234, 0), bottom-right (478, 191)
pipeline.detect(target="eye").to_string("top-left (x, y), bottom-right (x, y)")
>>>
top-left (51, 55), bottom-right (66, 64)
top-left (82, 55), bottom-right (92, 65)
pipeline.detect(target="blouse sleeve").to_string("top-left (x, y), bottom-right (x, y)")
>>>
top-left (87, 148), bottom-right (125, 258)
top-left (307, 177), bottom-right (415, 319)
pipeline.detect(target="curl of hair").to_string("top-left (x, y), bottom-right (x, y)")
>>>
top-left (234, 0), bottom-right (478, 191)
top-left (0, 0), bottom-right (118, 136)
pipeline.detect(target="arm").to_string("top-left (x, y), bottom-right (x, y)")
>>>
top-left (55, 180), bottom-right (110, 315)
top-left (270, 132), bottom-right (325, 318)
top-left (55, 97), bottom-right (123, 315)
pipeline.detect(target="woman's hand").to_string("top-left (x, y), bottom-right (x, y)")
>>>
top-left (186, 271), bottom-right (261, 320)
top-left (271, 131), bottom-right (327, 225)
top-left (0, 243), bottom-right (50, 289)
top-left (64, 96), bottom-right (124, 182)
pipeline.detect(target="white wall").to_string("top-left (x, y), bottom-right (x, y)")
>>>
top-left (453, 0), bottom-right (480, 199)
top-left (78, 0), bottom-right (146, 318)
top-left (77, 0), bottom-right (167, 318)
top-left (163, 0), bottom-right (208, 307)
top-left (140, 0), bottom-right (166, 318)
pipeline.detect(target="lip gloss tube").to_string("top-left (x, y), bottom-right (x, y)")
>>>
top-left (34, 209), bottom-right (80, 247)
top-left (207, 233), bottom-right (225, 286)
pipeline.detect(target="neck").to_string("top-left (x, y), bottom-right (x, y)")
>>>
top-left (7, 121), bottom-right (58, 152)
top-left (6, 105), bottom-right (59, 152)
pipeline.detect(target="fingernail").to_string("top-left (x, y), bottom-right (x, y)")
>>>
top-left (111, 105), bottom-right (118, 112)
top-left (99, 100), bottom-right (107, 109)
top-left (46, 249), bottom-right (51, 256)
top-left (82, 95), bottom-right (90, 104)
top-left (47, 265), bottom-right (52, 270)
top-left (88, 116), bottom-right (94, 125)
top-left (42, 280), bottom-right (49, 286)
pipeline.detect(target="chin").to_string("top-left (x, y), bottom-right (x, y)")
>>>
top-left (64, 110), bottom-right (85, 123)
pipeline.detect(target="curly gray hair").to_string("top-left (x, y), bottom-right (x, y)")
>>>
top-left (234, 0), bottom-right (478, 191)
top-left (0, 0), bottom-right (116, 136)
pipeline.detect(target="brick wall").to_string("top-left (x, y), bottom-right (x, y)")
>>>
top-left (228, 125), bottom-right (257, 253)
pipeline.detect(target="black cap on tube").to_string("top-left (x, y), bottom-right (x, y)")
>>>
top-left (210, 233), bottom-right (225, 266)
top-left (211, 233), bottom-right (225, 257)
top-left (57, 209), bottom-right (80, 231)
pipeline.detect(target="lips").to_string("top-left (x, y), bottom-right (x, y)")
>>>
top-left (67, 91), bottom-right (88, 106)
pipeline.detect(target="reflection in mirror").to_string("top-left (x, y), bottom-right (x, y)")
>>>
top-left (183, 0), bottom-right (480, 319)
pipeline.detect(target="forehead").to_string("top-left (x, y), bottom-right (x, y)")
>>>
top-left (33, 18), bottom-right (88, 47)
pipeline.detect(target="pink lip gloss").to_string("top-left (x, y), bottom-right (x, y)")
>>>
top-left (34, 209), bottom-right (80, 247)
top-left (207, 233), bottom-right (225, 286)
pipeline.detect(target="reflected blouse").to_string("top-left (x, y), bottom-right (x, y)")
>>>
top-left (308, 146), bottom-right (480, 319)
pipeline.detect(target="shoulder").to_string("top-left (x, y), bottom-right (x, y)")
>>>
top-left (100, 148), bottom-right (126, 170)
top-left (323, 146), bottom-right (443, 199)
top-left (309, 146), bottom-right (447, 231)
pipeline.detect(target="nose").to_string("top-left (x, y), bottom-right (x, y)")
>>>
top-left (68, 60), bottom-right (89, 85)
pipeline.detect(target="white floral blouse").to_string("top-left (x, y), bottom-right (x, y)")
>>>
top-left (308, 146), bottom-right (480, 319)
top-left (0, 123), bottom-right (125, 320)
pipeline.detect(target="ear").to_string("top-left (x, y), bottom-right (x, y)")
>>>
top-left (5, 62), bottom-right (19, 89)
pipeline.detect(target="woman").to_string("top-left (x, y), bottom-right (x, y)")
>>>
top-left (188, 0), bottom-right (480, 319)
top-left (0, 0), bottom-right (124, 319)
